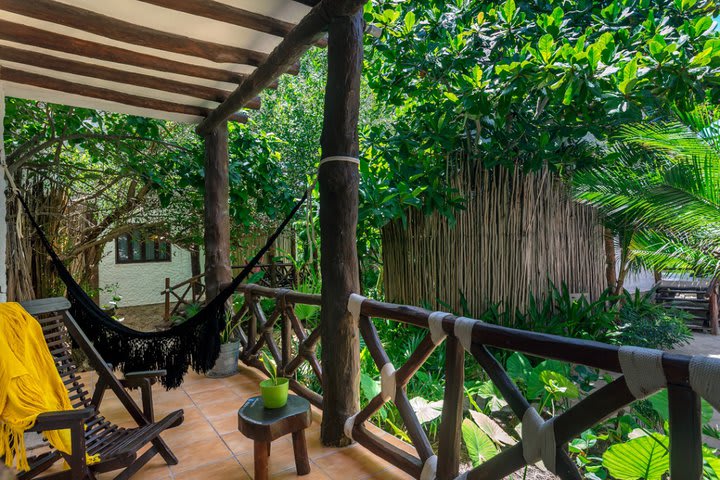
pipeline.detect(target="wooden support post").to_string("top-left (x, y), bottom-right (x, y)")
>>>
top-left (710, 281), bottom-right (719, 336)
top-left (437, 336), bottom-right (464, 480)
top-left (164, 277), bottom-right (171, 322)
top-left (668, 383), bottom-right (703, 479)
top-left (202, 121), bottom-right (232, 301)
top-left (319, 9), bottom-right (364, 447)
top-left (190, 247), bottom-right (202, 298)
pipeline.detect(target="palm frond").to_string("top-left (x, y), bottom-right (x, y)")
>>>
top-left (629, 230), bottom-right (720, 279)
top-left (573, 112), bottom-right (720, 279)
top-left (619, 121), bottom-right (720, 162)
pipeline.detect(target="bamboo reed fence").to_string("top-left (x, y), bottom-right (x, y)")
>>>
top-left (382, 164), bottom-right (605, 319)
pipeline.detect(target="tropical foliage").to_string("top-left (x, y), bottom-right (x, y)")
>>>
top-left (574, 106), bottom-right (720, 281)
top-left (361, 0), bottom-right (720, 227)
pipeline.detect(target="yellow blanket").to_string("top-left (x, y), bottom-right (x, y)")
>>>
top-left (0, 302), bottom-right (99, 471)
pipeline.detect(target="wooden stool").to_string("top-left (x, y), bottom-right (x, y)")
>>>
top-left (238, 395), bottom-right (312, 480)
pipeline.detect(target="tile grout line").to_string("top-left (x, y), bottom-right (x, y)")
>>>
top-left (181, 377), bottom-right (251, 477)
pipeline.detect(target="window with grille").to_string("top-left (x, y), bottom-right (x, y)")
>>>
top-left (115, 230), bottom-right (171, 264)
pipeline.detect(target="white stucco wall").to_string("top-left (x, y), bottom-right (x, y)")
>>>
top-left (98, 241), bottom-right (195, 307)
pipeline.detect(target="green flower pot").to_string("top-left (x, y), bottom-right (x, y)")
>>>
top-left (260, 377), bottom-right (289, 409)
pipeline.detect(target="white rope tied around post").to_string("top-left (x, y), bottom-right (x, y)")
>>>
top-left (420, 455), bottom-right (438, 480)
top-left (428, 311), bottom-right (449, 345)
top-left (344, 413), bottom-right (358, 440)
top-left (521, 408), bottom-right (557, 473)
top-left (618, 346), bottom-right (666, 399)
top-left (689, 355), bottom-right (720, 412)
top-left (380, 362), bottom-right (397, 402)
top-left (453, 317), bottom-right (477, 353)
top-left (347, 293), bottom-right (366, 323)
top-left (319, 156), bottom-right (360, 167)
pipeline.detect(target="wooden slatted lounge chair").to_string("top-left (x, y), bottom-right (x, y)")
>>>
top-left (9, 297), bottom-right (184, 480)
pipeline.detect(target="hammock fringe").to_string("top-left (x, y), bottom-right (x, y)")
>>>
top-left (17, 191), bottom-right (308, 388)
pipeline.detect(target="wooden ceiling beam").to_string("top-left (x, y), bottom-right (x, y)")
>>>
top-left (292, 0), bottom-right (322, 6)
top-left (197, 0), bottom-right (367, 135)
top-left (0, 20), bottom-right (246, 83)
top-left (137, 0), bottom-right (296, 39)
top-left (1, 67), bottom-right (248, 123)
top-left (0, 0), bottom-right (268, 66)
top-left (0, 45), bottom-right (262, 109)
top-left (137, 0), bottom-right (329, 48)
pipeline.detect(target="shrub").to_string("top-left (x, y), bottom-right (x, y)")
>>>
top-left (616, 289), bottom-right (693, 350)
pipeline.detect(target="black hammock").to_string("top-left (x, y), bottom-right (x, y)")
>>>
top-left (17, 191), bottom-right (308, 388)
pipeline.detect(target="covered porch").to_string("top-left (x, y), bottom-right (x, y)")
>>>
top-left (78, 366), bottom-right (412, 480)
top-left (3, 0), bottom-right (720, 479)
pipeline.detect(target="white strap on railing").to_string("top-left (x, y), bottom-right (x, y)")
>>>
top-left (344, 413), bottom-right (358, 440)
top-left (453, 317), bottom-right (476, 353)
top-left (521, 408), bottom-right (556, 473)
top-left (347, 293), bottom-right (366, 323)
top-left (618, 346), bottom-right (666, 399)
top-left (420, 455), bottom-right (438, 480)
top-left (689, 355), bottom-right (720, 412)
top-left (319, 155), bottom-right (360, 167)
top-left (428, 311), bottom-right (449, 345)
top-left (380, 362), bottom-right (397, 402)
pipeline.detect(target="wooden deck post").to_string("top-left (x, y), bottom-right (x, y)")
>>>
top-left (437, 336), bottom-right (464, 479)
top-left (319, 9), bottom-right (364, 446)
top-left (710, 280), bottom-right (719, 335)
top-left (164, 277), bottom-right (171, 322)
top-left (202, 120), bottom-right (232, 301)
top-left (668, 383), bottom-right (703, 479)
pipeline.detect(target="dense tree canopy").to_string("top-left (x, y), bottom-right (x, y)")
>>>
top-left (361, 0), bottom-right (720, 227)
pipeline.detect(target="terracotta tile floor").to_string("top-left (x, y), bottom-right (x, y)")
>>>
top-left (92, 365), bottom-right (416, 480)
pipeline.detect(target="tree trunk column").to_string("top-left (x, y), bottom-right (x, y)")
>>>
top-left (202, 121), bottom-right (232, 301)
top-left (319, 10), bottom-right (363, 447)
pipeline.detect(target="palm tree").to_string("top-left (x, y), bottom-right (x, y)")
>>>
top-left (573, 105), bottom-right (720, 292)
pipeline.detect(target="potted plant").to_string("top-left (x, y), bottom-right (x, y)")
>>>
top-left (260, 351), bottom-right (289, 408)
top-left (206, 312), bottom-right (242, 378)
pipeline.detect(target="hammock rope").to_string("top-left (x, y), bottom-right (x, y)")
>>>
top-left (17, 188), bottom-right (309, 388)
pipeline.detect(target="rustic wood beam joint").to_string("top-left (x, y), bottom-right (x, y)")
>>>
top-left (196, 0), bottom-right (368, 135)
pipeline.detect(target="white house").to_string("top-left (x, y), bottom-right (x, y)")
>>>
top-left (98, 230), bottom-right (198, 308)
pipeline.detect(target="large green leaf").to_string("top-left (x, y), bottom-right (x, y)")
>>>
top-left (506, 352), bottom-right (533, 385)
top-left (602, 433), bottom-right (670, 479)
top-left (469, 410), bottom-right (516, 446)
top-left (648, 389), bottom-right (714, 424)
top-left (409, 397), bottom-right (443, 424)
top-left (703, 446), bottom-right (720, 478)
top-left (539, 370), bottom-right (579, 399)
top-left (462, 419), bottom-right (498, 467)
top-left (476, 381), bottom-right (508, 412)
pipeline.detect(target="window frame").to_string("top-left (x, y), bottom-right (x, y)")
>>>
top-left (115, 230), bottom-right (172, 264)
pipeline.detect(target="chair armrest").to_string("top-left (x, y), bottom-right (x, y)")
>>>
top-left (32, 408), bottom-right (94, 478)
top-left (121, 373), bottom-right (164, 423)
top-left (123, 370), bottom-right (166, 388)
top-left (31, 408), bottom-right (95, 431)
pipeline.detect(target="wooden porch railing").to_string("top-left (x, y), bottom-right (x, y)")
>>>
top-left (236, 284), bottom-right (713, 480)
top-left (161, 263), bottom-right (296, 321)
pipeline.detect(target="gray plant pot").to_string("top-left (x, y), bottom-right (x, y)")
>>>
top-left (206, 341), bottom-right (240, 378)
